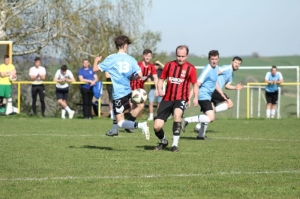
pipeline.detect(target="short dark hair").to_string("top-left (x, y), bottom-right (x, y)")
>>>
top-left (232, 56), bottom-right (242, 62)
top-left (83, 59), bottom-right (89, 62)
top-left (143, 49), bottom-right (152, 55)
top-left (114, 35), bottom-right (132, 49)
top-left (176, 45), bottom-right (189, 55)
top-left (34, 57), bottom-right (41, 62)
top-left (61, 65), bottom-right (68, 71)
top-left (4, 55), bottom-right (9, 59)
top-left (208, 50), bottom-right (219, 59)
top-left (271, 65), bottom-right (277, 70)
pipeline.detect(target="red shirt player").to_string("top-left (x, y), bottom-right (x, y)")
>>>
top-left (153, 45), bottom-right (199, 152)
top-left (130, 49), bottom-right (157, 90)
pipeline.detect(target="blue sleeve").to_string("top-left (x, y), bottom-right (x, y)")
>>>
top-left (98, 56), bottom-right (113, 72)
top-left (78, 68), bottom-right (83, 76)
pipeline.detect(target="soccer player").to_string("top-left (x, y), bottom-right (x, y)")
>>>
top-left (29, 57), bottom-right (46, 117)
top-left (183, 50), bottom-right (220, 140)
top-left (125, 49), bottom-right (158, 131)
top-left (182, 56), bottom-right (243, 131)
top-left (264, 66), bottom-right (283, 119)
top-left (53, 65), bottom-right (76, 119)
top-left (153, 45), bottom-right (198, 152)
top-left (0, 55), bottom-right (16, 114)
top-left (93, 35), bottom-right (149, 140)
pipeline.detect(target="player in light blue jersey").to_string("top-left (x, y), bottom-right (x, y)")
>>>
top-left (213, 56), bottom-right (243, 113)
top-left (183, 50), bottom-right (220, 140)
top-left (264, 66), bottom-right (283, 119)
top-left (93, 35), bottom-right (150, 140)
top-left (182, 56), bottom-right (243, 133)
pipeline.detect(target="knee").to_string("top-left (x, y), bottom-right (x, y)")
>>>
top-left (173, 113), bottom-right (182, 122)
top-left (154, 122), bottom-right (162, 132)
top-left (228, 101), bottom-right (234, 109)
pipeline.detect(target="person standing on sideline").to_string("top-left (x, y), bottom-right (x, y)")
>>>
top-left (183, 50), bottom-right (220, 140)
top-left (153, 45), bottom-right (198, 152)
top-left (265, 66), bottom-right (283, 119)
top-left (182, 56), bottom-right (243, 131)
top-left (93, 35), bottom-right (149, 140)
top-left (78, 59), bottom-right (98, 119)
top-left (29, 57), bottom-right (46, 117)
top-left (53, 65), bottom-right (76, 119)
top-left (147, 60), bottom-right (164, 121)
top-left (0, 55), bottom-right (16, 114)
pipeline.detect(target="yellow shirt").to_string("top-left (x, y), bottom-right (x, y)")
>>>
top-left (0, 63), bottom-right (15, 85)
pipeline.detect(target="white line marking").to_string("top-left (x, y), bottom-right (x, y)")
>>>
top-left (213, 137), bottom-right (300, 142)
top-left (1, 170), bottom-right (299, 181)
top-left (0, 134), bottom-right (299, 142)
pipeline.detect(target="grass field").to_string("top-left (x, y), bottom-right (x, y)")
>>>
top-left (1, 116), bottom-right (300, 198)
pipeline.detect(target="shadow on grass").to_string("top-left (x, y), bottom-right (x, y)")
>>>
top-left (69, 145), bottom-right (113, 150)
top-left (135, 145), bottom-right (156, 151)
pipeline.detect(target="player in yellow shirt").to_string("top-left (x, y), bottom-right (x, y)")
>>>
top-left (0, 55), bottom-right (16, 114)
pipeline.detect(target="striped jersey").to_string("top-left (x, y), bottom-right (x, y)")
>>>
top-left (160, 60), bottom-right (197, 101)
top-left (130, 61), bottom-right (156, 90)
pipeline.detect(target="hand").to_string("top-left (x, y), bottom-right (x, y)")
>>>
top-left (90, 80), bottom-right (96, 86)
top-left (193, 98), bottom-right (198, 107)
top-left (140, 76), bottom-right (147, 81)
top-left (154, 90), bottom-right (159, 97)
top-left (158, 90), bottom-right (165, 97)
top-left (94, 56), bottom-right (102, 63)
top-left (221, 93), bottom-right (228, 101)
top-left (273, 80), bottom-right (277, 84)
top-left (236, 83), bottom-right (243, 90)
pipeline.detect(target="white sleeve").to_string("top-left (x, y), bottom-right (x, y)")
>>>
top-left (265, 72), bottom-right (270, 80)
top-left (54, 70), bottom-right (60, 78)
top-left (67, 70), bottom-right (74, 78)
top-left (278, 72), bottom-right (283, 80)
top-left (42, 67), bottom-right (46, 75)
top-left (29, 67), bottom-right (34, 76)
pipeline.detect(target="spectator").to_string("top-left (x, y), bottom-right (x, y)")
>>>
top-left (147, 60), bottom-right (164, 121)
top-left (265, 66), bottom-right (283, 119)
top-left (0, 55), bottom-right (16, 114)
top-left (53, 65), bottom-right (76, 119)
top-left (29, 57), bottom-right (46, 117)
top-left (78, 59), bottom-right (98, 119)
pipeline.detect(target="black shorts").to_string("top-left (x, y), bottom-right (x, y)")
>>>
top-left (56, 87), bottom-right (69, 100)
top-left (266, 91), bottom-right (278, 104)
top-left (198, 100), bottom-right (214, 113)
top-left (211, 90), bottom-right (230, 106)
top-left (155, 100), bottom-right (187, 122)
top-left (113, 93), bottom-right (132, 115)
top-left (107, 84), bottom-right (113, 101)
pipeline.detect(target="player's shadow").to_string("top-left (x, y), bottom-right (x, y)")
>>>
top-left (69, 145), bottom-right (113, 150)
top-left (136, 145), bottom-right (156, 151)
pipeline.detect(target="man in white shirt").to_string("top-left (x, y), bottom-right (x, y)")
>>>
top-left (29, 57), bottom-right (46, 117)
top-left (53, 65), bottom-right (76, 119)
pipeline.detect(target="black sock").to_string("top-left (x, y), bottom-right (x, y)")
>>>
top-left (128, 114), bottom-right (136, 122)
top-left (173, 122), bottom-right (181, 136)
top-left (155, 129), bottom-right (165, 139)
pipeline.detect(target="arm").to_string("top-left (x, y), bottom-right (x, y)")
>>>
top-left (157, 78), bottom-right (165, 96)
top-left (216, 82), bottom-right (228, 101)
top-left (93, 56), bottom-right (102, 72)
top-left (0, 70), bottom-right (15, 77)
top-left (192, 83), bottom-right (199, 107)
top-left (224, 82), bottom-right (243, 90)
top-left (154, 60), bottom-right (165, 68)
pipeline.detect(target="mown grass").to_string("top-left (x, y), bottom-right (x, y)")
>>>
top-left (0, 116), bottom-right (299, 198)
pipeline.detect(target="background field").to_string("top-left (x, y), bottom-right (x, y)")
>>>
top-left (1, 116), bottom-right (299, 198)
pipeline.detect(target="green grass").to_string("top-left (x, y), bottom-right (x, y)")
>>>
top-left (1, 116), bottom-right (300, 198)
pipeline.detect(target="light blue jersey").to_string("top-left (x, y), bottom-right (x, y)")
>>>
top-left (265, 71), bottom-right (283, 92)
top-left (218, 64), bottom-right (233, 89)
top-left (98, 52), bottom-right (141, 100)
top-left (198, 64), bottom-right (219, 100)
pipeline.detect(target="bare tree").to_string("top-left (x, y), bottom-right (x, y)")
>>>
top-left (0, 0), bottom-right (160, 58)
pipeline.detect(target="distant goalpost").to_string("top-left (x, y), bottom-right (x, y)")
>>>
top-left (195, 66), bottom-right (300, 119)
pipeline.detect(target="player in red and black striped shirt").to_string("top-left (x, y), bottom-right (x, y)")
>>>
top-left (153, 45), bottom-right (199, 152)
top-left (125, 49), bottom-right (158, 132)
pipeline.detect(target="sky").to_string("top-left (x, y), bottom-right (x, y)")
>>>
top-left (144, 0), bottom-right (300, 57)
